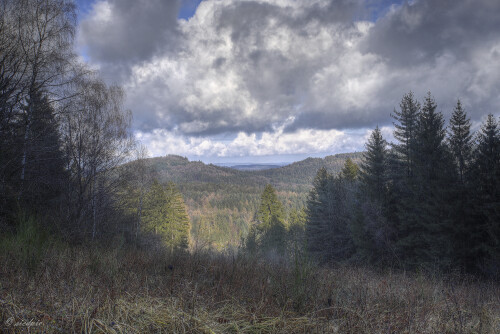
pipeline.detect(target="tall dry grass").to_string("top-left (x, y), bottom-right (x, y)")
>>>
top-left (0, 241), bottom-right (498, 333)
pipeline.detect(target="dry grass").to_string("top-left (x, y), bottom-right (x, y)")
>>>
top-left (0, 243), bottom-right (498, 333)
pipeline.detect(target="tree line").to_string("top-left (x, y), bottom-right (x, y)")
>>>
top-left (244, 92), bottom-right (498, 276)
top-left (306, 92), bottom-right (499, 275)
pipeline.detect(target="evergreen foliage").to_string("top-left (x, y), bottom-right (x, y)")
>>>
top-left (340, 158), bottom-right (359, 181)
top-left (301, 92), bottom-right (498, 275)
top-left (469, 114), bottom-right (500, 272)
top-left (306, 168), bottom-right (354, 263)
top-left (255, 184), bottom-right (287, 255)
top-left (391, 91), bottom-right (420, 178)
top-left (360, 126), bottom-right (387, 202)
top-left (448, 100), bottom-right (473, 183)
top-left (447, 101), bottom-right (474, 268)
top-left (396, 93), bottom-right (453, 267)
top-left (143, 180), bottom-right (191, 251)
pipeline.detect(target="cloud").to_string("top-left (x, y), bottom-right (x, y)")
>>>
top-left (136, 118), bottom-right (371, 159)
top-left (362, 0), bottom-right (500, 66)
top-left (79, 0), bottom-right (500, 159)
top-left (78, 0), bottom-right (181, 80)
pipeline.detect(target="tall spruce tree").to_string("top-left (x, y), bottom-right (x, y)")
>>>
top-left (143, 180), bottom-right (190, 251)
top-left (470, 114), bottom-right (499, 273)
top-left (306, 168), bottom-right (332, 261)
top-left (341, 158), bottom-right (359, 181)
top-left (448, 100), bottom-right (473, 183)
top-left (164, 182), bottom-right (191, 251)
top-left (360, 126), bottom-right (387, 202)
top-left (396, 93), bottom-right (453, 267)
top-left (255, 184), bottom-right (287, 254)
top-left (390, 92), bottom-right (421, 267)
top-left (354, 126), bottom-right (391, 263)
top-left (391, 92), bottom-right (420, 178)
top-left (447, 100), bottom-right (474, 267)
top-left (306, 168), bottom-right (354, 263)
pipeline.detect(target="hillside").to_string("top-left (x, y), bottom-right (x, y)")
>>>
top-left (122, 152), bottom-right (362, 248)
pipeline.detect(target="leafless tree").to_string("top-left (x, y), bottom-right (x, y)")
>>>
top-left (60, 74), bottom-right (134, 239)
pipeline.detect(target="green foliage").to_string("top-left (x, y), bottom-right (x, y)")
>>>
top-left (256, 184), bottom-right (285, 229)
top-left (143, 180), bottom-right (191, 251)
top-left (119, 153), bottom-right (362, 249)
top-left (255, 184), bottom-right (287, 255)
top-left (340, 158), bottom-right (359, 181)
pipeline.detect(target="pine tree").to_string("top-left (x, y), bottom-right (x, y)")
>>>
top-left (447, 100), bottom-right (474, 267)
top-left (389, 92), bottom-right (421, 267)
top-left (255, 184), bottom-right (287, 254)
top-left (244, 224), bottom-right (258, 255)
top-left (143, 180), bottom-right (190, 251)
top-left (305, 168), bottom-right (332, 261)
top-left (164, 182), bottom-right (191, 251)
top-left (340, 158), bottom-right (359, 181)
top-left (469, 114), bottom-right (499, 272)
top-left (360, 126), bottom-right (387, 202)
top-left (306, 168), bottom-right (354, 263)
top-left (356, 126), bottom-right (393, 264)
top-left (391, 91), bottom-right (420, 178)
top-left (448, 100), bottom-right (473, 183)
top-left (396, 93), bottom-right (453, 267)
top-left (144, 180), bottom-right (168, 236)
top-left (256, 184), bottom-right (285, 229)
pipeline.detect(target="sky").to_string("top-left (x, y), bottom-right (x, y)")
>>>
top-left (76, 0), bottom-right (500, 163)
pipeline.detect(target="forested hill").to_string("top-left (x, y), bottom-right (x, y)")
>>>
top-left (121, 152), bottom-right (362, 248)
top-left (133, 152), bottom-right (363, 189)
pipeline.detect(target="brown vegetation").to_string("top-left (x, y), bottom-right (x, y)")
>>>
top-left (0, 243), bottom-right (498, 333)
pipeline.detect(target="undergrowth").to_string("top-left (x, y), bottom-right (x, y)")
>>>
top-left (0, 227), bottom-right (498, 333)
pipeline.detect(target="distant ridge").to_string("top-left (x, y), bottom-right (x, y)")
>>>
top-left (215, 163), bottom-right (287, 171)
top-left (127, 152), bottom-right (363, 187)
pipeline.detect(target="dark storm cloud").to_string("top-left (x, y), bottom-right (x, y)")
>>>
top-left (79, 0), bottom-right (181, 78)
top-left (362, 0), bottom-right (500, 66)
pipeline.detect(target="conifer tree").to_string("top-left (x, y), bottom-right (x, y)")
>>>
top-left (360, 126), bottom-right (387, 202)
top-left (355, 126), bottom-right (392, 263)
top-left (340, 158), bottom-right (359, 181)
top-left (306, 168), bottom-right (354, 263)
top-left (164, 182), bottom-right (191, 251)
top-left (396, 93), bottom-right (453, 267)
top-left (256, 184), bottom-right (285, 229)
top-left (144, 180), bottom-right (168, 236)
top-left (469, 114), bottom-right (499, 271)
top-left (391, 92), bottom-right (420, 178)
top-left (448, 100), bottom-right (473, 183)
top-left (255, 184), bottom-right (287, 254)
top-left (143, 180), bottom-right (190, 251)
top-left (306, 168), bottom-right (332, 261)
top-left (447, 100), bottom-right (474, 266)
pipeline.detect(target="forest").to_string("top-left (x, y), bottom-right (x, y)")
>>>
top-left (0, 0), bottom-right (499, 333)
